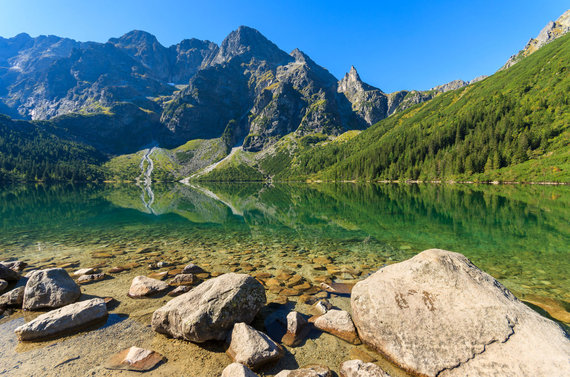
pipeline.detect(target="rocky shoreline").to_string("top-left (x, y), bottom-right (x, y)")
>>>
top-left (1, 249), bottom-right (569, 376)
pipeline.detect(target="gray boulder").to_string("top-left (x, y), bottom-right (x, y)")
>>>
top-left (152, 273), bottom-right (266, 342)
top-left (314, 309), bottom-right (360, 344)
top-left (351, 249), bottom-right (570, 377)
top-left (340, 360), bottom-right (390, 377)
top-left (14, 298), bottom-right (107, 340)
top-left (226, 322), bottom-right (284, 370)
top-left (23, 268), bottom-right (81, 310)
top-left (0, 286), bottom-right (25, 307)
top-left (128, 276), bottom-right (169, 298)
top-left (0, 264), bottom-right (20, 281)
top-left (221, 362), bottom-right (259, 377)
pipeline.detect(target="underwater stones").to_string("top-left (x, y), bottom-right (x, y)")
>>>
top-left (147, 271), bottom-right (168, 280)
top-left (168, 285), bottom-right (192, 297)
top-left (14, 298), bottom-right (108, 341)
top-left (105, 346), bottom-right (165, 371)
top-left (152, 273), bottom-right (266, 342)
top-left (314, 299), bottom-right (333, 315)
top-left (275, 365), bottom-right (332, 377)
top-left (351, 249), bottom-right (570, 377)
top-left (0, 264), bottom-right (20, 281)
top-left (339, 360), bottom-right (390, 377)
top-left (77, 273), bottom-right (106, 284)
top-left (226, 322), bottom-right (284, 370)
top-left (314, 309), bottom-right (360, 344)
top-left (349, 348), bottom-right (377, 363)
top-left (108, 267), bottom-right (125, 274)
top-left (221, 363), bottom-right (259, 377)
top-left (23, 268), bottom-right (81, 310)
top-left (168, 273), bottom-right (196, 286)
top-left (128, 276), bottom-right (169, 298)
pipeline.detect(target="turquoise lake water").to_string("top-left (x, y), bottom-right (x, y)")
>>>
top-left (0, 182), bottom-right (568, 320)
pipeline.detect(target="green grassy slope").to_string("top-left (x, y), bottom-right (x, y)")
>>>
top-left (286, 33), bottom-right (570, 182)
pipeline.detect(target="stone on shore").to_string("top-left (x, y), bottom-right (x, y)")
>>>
top-left (23, 269), bottom-right (81, 310)
top-left (275, 365), bottom-right (332, 377)
top-left (77, 273), bottom-right (106, 284)
top-left (0, 279), bottom-right (7, 294)
top-left (340, 360), bottom-right (390, 377)
top-left (152, 273), bottom-right (266, 342)
top-left (0, 286), bottom-right (25, 307)
top-left (182, 263), bottom-right (205, 274)
top-left (221, 362), bottom-right (259, 377)
top-left (281, 311), bottom-right (309, 347)
top-left (105, 346), bottom-right (164, 371)
top-left (0, 264), bottom-right (20, 281)
top-left (168, 285), bottom-right (192, 296)
top-left (168, 273), bottom-right (196, 286)
top-left (128, 276), bottom-right (169, 298)
top-left (14, 298), bottom-right (108, 340)
top-left (351, 248), bottom-right (570, 377)
top-left (1, 260), bottom-right (27, 272)
top-left (314, 309), bottom-right (360, 344)
top-left (73, 268), bottom-right (96, 276)
top-left (226, 322), bottom-right (284, 370)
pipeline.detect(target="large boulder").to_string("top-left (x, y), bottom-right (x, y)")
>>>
top-left (351, 249), bottom-right (570, 377)
top-left (152, 273), bottom-right (266, 342)
top-left (14, 298), bottom-right (107, 340)
top-left (339, 360), bottom-right (390, 377)
top-left (23, 268), bottom-right (81, 310)
top-left (226, 322), bottom-right (284, 370)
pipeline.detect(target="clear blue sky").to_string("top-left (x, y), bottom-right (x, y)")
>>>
top-left (0, 0), bottom-right (568, 92)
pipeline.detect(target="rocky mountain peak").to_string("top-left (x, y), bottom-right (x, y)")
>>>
top-left (338, 65), bottom-right (378, 94)
top-left (207, 26), bottom-right (291, 66)
top-left (110, 30), bottom-right (160, 46)
top-left (503, 9), bottom-right (570, 69)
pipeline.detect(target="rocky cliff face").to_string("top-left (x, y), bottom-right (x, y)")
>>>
top-left (503, 9), bottom-right (570, 69)
top-left (0, 26), bottom-right (475, 154)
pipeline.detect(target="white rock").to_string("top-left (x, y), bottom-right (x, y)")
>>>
top-left (226, 322), bottom-right (284, 370)
top-left (128, 276), bottom-right (169, 298)
top-left (221, 362), bottom-right (259, 377)
top-left (314, 309), bottom-right (360, 344)
top-left (23, 268), bottom-right (81, 310)
top-left (340, 360), bottom-right (390, 377)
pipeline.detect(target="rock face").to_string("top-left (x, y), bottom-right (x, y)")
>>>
top-left (226, 322), bottom-right (284, 370)
top-left (14, 298), bottom-right (108, 340)
top-left (503, 9), bottom-right (570, 69)
top-left (105, 346), bottom-right (165, 371)
top-left (351, 249), bottom-right (570, 377)
top-left (127, 276), bottom-right (169, 298)
top-left (275, 365), bottom-right (332, 377)
top-left (151, 273), bottom-right (266, 342)
top-left (23, 268), bottom-right (81, 310)
top-left (314, 309), bottom-right (360, 344)
top-left (339, 360), bottom-right (390, 377)
top-left (221, 362), bottom-right (259, 377)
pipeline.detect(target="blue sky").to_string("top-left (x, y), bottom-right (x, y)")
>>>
top-left (0, 0), bottom-right (567, 92)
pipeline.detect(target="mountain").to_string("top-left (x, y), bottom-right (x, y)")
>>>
top-left (503, 9), bottom-right (570, 69)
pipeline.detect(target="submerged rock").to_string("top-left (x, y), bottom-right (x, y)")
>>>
top-left (221, 362), bottom-right (260, 377)
top-left (128, 276), bottom-right (169, 298)
top-left (105, 346), bottom-right (165, 371)
top-left (351, 249), bottom-right (570, 377)
top-left (339, 360), bottom-right (390, 377)
top-left (73, 268), bottom-right (96, 276)
top-left (226, 322), bottom-right (284, 370)
top-left (152, 273), bottom-right (266, 342)
top-left (314, 309), bottom-right (360, 344)
top-left (23, 268), bottom-right (81, 310)
top-left (77, 273), bottom-right (106, 284)
top-left (275, 365), bottom-right (332, 377)
top-left (168, 273), bottom-right (196, 286)
top-left (0, 264), bottom-right (20, 282)
top-left (14, 298), bottom-right (108, 340)
top-left (182, 263), bottom-right (205, 274)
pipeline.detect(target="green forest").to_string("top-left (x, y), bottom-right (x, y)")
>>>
top-left (286, 33), bottom-right (570, 182)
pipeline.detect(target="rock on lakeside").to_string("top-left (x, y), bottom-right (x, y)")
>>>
top-left (23, 268), bottom-right (81, 310)
top-left (226, 322), bottom-right (284, 369)
top-left (105, 346), bottom-right (164, 371)
top-left (221, 363), bottom-right (259, 377)
top-left (151, 273), bottom-right (266, 342)
top-left (340, 360), bottom-right (391, 377)
top-left (14, 298), bottom-right (108, 340)
top-left (351, 248), bottom-right (570, 377)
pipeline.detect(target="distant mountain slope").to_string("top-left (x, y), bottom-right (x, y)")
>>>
top-left (285, 33), bottom-right (570, 182)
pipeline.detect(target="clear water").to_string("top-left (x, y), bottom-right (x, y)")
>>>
top-left (0, 182), bottom-right (568, 318)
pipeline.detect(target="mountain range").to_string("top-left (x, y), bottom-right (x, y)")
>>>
top-left (0, 10), bottom-right (568, 183)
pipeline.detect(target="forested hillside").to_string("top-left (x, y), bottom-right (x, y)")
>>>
top-left (283, 33), bottom-right (570, 182)
top-left (0, 115), bottom-right (105, 182)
